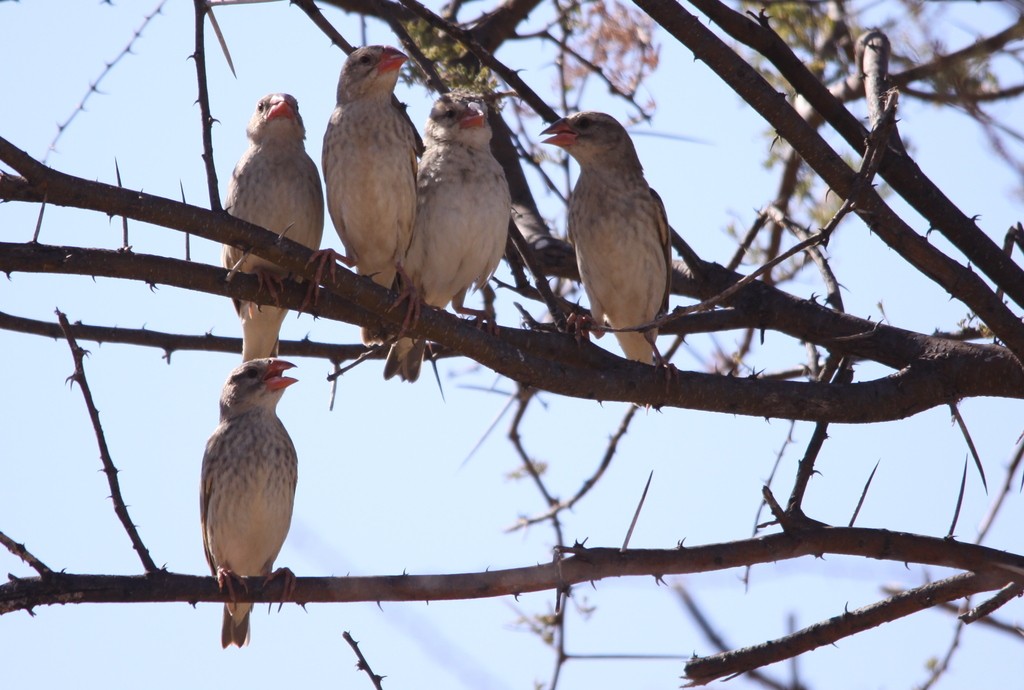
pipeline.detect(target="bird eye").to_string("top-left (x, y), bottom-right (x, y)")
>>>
top-left (244, 367), bottom-right (260, 379)
top-left (359, 54), bottom-right (371, 65)
top-left (577, 116), bottom-right (590, 129)
top-left (445, 109), bottom-right (456, 119)
top-left (256, 101), bottom-right (265, 111)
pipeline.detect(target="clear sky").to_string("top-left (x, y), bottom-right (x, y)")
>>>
top-left (2, 2), bottom-right (1023, 689)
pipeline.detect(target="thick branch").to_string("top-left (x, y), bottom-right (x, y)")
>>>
top-left (4, 241), bottom-right (1023, 421)
top-left (2, 527), bottom-right (1020, 614)
top-left (0, 310), bottom-right (370, 363)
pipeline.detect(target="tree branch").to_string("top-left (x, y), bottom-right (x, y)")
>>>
top-left (684, 571), bottom-right (998, 686)
top-left (631, 0), bottom-right (1024, 367)
top-left (3, 527), bottom-right (1020, 615)
top-left (55, 309), bottom-right (159, 574)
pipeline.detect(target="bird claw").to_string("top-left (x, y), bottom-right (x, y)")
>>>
top-left (565, 311), bottom-right (595, 345)
top-left (217, 566), bottom-right (248, 603)
top-left (265, 566), bottom-right (296, 612)
top-left (301, 248), bottom-right (349, 311)
top-left (454, 305), bottom-right (498, 335)
top-left (254, 268), bottom-right (285, 306)
top-left (650, 338), bottom-right (678, 385)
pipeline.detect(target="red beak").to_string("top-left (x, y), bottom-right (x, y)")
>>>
top-left (540, 119), bottom-right (577, 148)
top-left (263, 359), bottom-right (298, 391)
top-left (266, 99), bottom-right (296, 122)
top-left (377, 47), bottom-right (408, 74)
top-left (459, 104), bottom-right (486, 129)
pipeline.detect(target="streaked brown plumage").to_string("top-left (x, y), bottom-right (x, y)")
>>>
top-left (322, 45), bottom-right (418, 344)
top-left (201, 358), bottom-right (298, 648)
top-left (223, 93), bottom-right (325, 362)
top-left (384, 93), bottom-right (510, 382)
top-left (541, 111), bottom-right (671, 363)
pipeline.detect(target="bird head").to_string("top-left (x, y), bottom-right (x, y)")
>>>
top-left (337, 45), bottom-right (408, 103)
top-left (424, 93), bottom-right (492, 148)
top-left (247, 93), bottom-right (305, 144)
top-left (541, 111), bottom-right (639, 169)
top-left (219, 358), bottom-right (297, 418)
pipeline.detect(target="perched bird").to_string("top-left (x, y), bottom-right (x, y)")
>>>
top-left (541, 112), bottom-right (672, 364)
top-left (384, 93), bottom-right (511, 382)
top-left (321, 45), bottom-right (419, 343)
top-left (200, 358), bottom-right (299, 648)
top-left (222, 93), bottom-right (325, 362)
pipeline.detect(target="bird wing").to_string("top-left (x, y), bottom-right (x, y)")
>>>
top-left (649, 188), bottom-right (673, 316)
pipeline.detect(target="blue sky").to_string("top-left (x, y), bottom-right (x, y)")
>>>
top-left (2, 2), bottom-right (1023, 689)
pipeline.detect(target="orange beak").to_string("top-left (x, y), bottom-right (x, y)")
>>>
top-left (263, 359), bottom-right (298, 391)
top-left (459, 103), bottom-right (486, 129)
top-left (266, 99), bottom-right (296, 122)
top-left (378, 46), bottom-right (408, 74)
top-left (540, 119), bottom-right (577, 148)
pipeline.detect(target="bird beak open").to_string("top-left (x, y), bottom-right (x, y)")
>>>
top-left (264, 360), bottom-right (298, 391)
top-left (378, 47), bottom-right (408, 74)
top-left (540, 119), bottom-right (577, 148)
top-left (459, 102), bottom-right (486, 129)
top-left (266, 99), bottom-right (296, 122)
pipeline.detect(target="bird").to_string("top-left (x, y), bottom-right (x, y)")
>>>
top-left (222, 93), bottom-right (325, 362)
top-left (200, 358), bottom-right (299, 648)
top-left (321, 45), bottom-right (419, 344)
top-left (541, 111), bottom-right (672, 364)
top-left (384, 93), bottom-right (511, 382)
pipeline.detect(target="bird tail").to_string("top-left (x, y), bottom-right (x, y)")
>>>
top-left (240, 303), bottom-right (288, 361)
top-left (383, 337), bottom-right (426, 382)
top-left (221, 602), bottom-right (251, 648)
top-left (615, 330), bottom-right (656, 364)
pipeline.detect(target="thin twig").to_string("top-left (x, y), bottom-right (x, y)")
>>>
top-left (191, 0), bottom-right (222, 211)
top-left (393, 0), bottom-right (560, 122)
top-left (0, 530), bottom-right (54, 577)
top-left (342, 631), bottom-right (386, 690)
top-left (977, 440), bottom-right (1024, 543)
top-left (684, 571), bottom-right (988, 686)
top-left (45, 1), bottom-right (168, 163)
top-left (958, 580), bottom-right (1024, 625)
top-left (674, 585), bottom-right (795, 690)
top-left (507, 404), bottom-right (639, 531)
top-left (55, 309), bottom-right (159, 574)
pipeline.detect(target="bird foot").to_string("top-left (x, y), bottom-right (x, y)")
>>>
top-left (216, 566), bottom-right (248, 603)
top-left (253, 268), bottom-right (285, 308)
top-left (651, 340), bottom-right (678, 385)
top-left (265, 566), bottom-right (296, 612)
top-left (388, 262), bottom-right (421, 336)
top-left (565, 311), bottom-right (595, 345)
top-left (455, 305), bottom-right (499, 335)
top-left (301, 248), bottom-right (350, 311)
